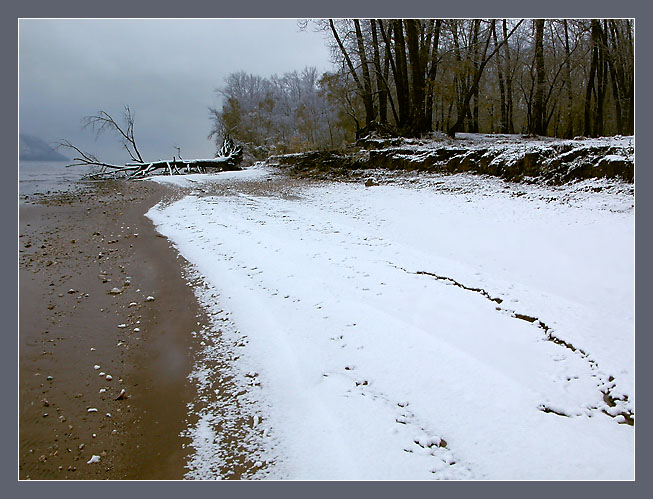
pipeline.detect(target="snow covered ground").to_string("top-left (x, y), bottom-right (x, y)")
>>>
top-left (146, 165), bottom-right (634, 480)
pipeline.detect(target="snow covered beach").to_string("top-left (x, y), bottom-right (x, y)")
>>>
top-left (147, 164), bottom-right (634, 480)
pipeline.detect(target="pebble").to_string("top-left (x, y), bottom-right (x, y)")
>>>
top-left (94, 365), bottom-right (101, 370)
top-left (109, 288), bottom-right (122, 295)
top-left (105, 375), bottom-right (113, 381)
top-left (87, 408), bottom-right (98, 413)
top-left (87, 455), bottom-right (101, 464)
top-left (145, 296), bottom-right (155, 302)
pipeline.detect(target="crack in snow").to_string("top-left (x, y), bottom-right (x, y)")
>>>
top-left (396, 265), bottom-right (634, 426)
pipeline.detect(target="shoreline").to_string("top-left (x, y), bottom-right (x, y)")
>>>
top-left (19, 180), bottom-right (202, 479)
top-left (18, 165), bottom-right (635, 480)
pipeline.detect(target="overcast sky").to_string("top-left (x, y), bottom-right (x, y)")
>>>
top-left (19, 19), bottom-right (333, 162)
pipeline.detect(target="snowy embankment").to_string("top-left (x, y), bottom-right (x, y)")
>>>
top-left (271, 133), bottom-right (634, 184)
top-left (147, 165), bottom-right (634, 480)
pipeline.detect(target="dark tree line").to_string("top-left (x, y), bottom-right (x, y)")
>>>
top-left (210, 19), bottom-right (634, 156)
top-left (322, 19), bottom-right (633, 139)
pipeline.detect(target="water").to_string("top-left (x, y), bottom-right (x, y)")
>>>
top-left (19, 161), bottom-right (94, 200)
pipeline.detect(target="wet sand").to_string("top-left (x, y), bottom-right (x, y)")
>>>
top-left (19, 180), bottom-right (203, 479)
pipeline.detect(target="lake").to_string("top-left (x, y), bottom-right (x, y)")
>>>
top-left (19, 160), bottom-right (94, 200)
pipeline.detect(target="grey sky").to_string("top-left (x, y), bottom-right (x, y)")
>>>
top-left (19, 19), bottom-right (333, 162)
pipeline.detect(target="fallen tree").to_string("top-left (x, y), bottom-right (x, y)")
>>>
top-left (58, 106), bottom-right (243, 180)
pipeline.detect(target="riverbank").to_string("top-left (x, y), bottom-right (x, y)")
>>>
top-left (19, 180), bottom-right (201, 479)
top-left (268, 133), bottom-right (634, 184)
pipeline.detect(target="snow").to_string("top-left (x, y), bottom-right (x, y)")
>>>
top-left (148, 164), bottom-right (270, 188)
top-left (146, 165), bottom-right (634, 480)
top-left (375, 132), bottom-right (634, 153)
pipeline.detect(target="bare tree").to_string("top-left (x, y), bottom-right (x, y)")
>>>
top-left (533, 19), bottom-right (546, 135)
top-left (60, 107), bottom-right (242, 180)
top-left (83, 106), bottom-right (145, 163)
top-left (447, 19), bottom-right (524, 137)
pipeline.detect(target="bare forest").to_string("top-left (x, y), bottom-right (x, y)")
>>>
top-left (209, 19), bottom-right (634, 159)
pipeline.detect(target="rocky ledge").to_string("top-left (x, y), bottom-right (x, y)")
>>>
top-left (267, 133), bottom-right (634, 184)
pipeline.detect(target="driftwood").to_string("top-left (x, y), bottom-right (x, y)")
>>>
top-left (58, 107), bottom-right (243, 180)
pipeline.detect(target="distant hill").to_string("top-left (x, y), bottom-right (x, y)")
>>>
top-left (19, 134), bottom-right (69, 161)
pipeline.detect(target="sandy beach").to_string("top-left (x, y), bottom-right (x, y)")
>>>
top-left (19, 180), bottom-right (202, 479)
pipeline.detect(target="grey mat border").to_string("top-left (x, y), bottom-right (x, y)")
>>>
top-left (4, 1), bottom-right (649, 498)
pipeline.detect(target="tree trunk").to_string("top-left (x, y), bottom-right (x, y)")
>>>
top-left (393, 19), bottom-right (411, 131)
top-left (594, 20), bottom-right (607, 136)
top-left (377, 20), bottom-right (401, 127)
top-left (370, 20), bottom-right (387, 124)
top-left (492, 21), bottom-right (507, 133)
top-left (502, 20), bottom-right (515, 134)
top-left (584, 20), bottom-right (599, 136)
top-left (353, 19), bottom-right (376, 126)
top-left (405, 19), bottom-right (426, 135)
top-left (329, 20), bottom-right (371, 131)
top-left (563, 20), bottom-right (574, 138)
top-left (61, 134), bottom-right (243, 180)
top-left (424, 19), bottom-right (442, 131)
top-left (450, 21), bottom-right (465, 133)
top-left (471, 20), bottom-right (481, 133)
top-left (533, 19), bottom-right (546, 135)
top-left (625, 20), bottom-right (634, 134)
top-left (605, 20), bottom-right (623, 135)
